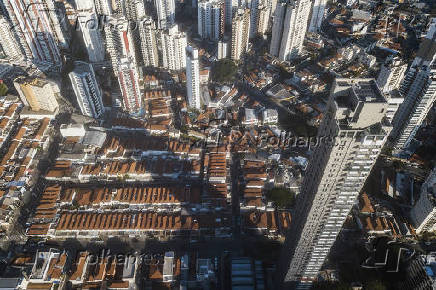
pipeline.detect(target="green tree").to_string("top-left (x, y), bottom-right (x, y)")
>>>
top-left (212, 59), bottom-right (237, 83)
top-left (265, 187), bottom-right (296, 208)
top-left (0, 82), bottom-right (8, 96)
top-left (364, 280), bottom-right (386, 290)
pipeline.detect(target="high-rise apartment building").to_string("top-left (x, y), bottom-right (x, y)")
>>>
top-left (104, 16), bottom-right (138, 74)
top-left (14, 75), bottom-right (60, 112)
top-left (231, 9), bottom-right (250, 61)
top-left (155, 0), bottom-right (175, 29)
top-left (256, 3), bottom-right (271, 38)
top-left (186, 46), bottom-right (201, 110)
top-left (281, 79), bottom-right (390, 288)
top-left (0, 16), bottom-right (25, 61)
top-left (217, 39), bottom-right (229, 59)
top-left (198, 0), bottom-right (225, 40)
top-left (249, 0), bottom-right (260, 38)
top-left (391, 19), bottom-right (436, 153)
top-left (225, 0), bottom-right (238, 26)
top-left (410, 168), bottom-right (436, 234)
top-left (76, 12), bottom-right (106, 63)
top-left (269, 2), bottom-right (286, 57)
top-left (138, 17), bottom-right (159, 67)
top-left (69, 61), bottom-right (105, 119)
top-left (120, 0), bottom-right (146, 20)
top-left (160, 25), bottom-right (187, 70)
top-left (5, 0), bottom-right (69, 69)
top-left (377, 56), bottom-right (408, 94)
top-left (269, 0), bottom-right (311, 61)
top-left (308, 0), bottom-right (327, 32)
top-left (278, 0), bottom-right (311, 61)
top-left (94, 0), bottom-right (113, 15)
top-left (117, 58), bottom-right (142, 114)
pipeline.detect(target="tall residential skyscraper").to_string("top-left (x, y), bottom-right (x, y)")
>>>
top-left (410, 168), bottom-right (436, 234)
top-left (256, 3), bottom-right (271, 38)
top-left (225, 0), bottom-right (237, 26)
top-left (186, 46), bottom-right (201, 110)
top-left (138, 17), bottom-right (159, 67)
top-left (120, 0), bottom-right (146, 20)
top-left (160, 25), bottom-right (187, 70)
top-left (14, 75), bottom-right (60, 112)
top-left (77, 12), bottom-right (106, 62)
top-left (308, 0), bottom-right (327, 32)
top-left (4, 0), bottom-right (69, 69)
top-left (104, 16), bottom-right (139, 74)
top-left (278, 0), bottom-right (311, 61)
top-left (217, 39), bottom-right (229, 59)
top-left (155, 0), bottom-right (175, 29)
top-left (248, 0), bottom-right (260, 38)
top-left (377, 56), bottom-right (408, 94)
top-left (117, 58), bottom-right (142, 114)
top-left (93, 0), bottom-right (113, 15)
top-left (198, 0), bottom-right (225, 40)
top-left (231, 9), bottom-right (250, 61)
top-left (0, 16), bottom-right (25, 61)
top-left (69, 61), bottom-right (105, 119)
top-left (391, 18), bottom-right (436, 153)
top-left (269, 2), bottom-right (286, 56)
top-left (281, 79), bottom-right (390, 288)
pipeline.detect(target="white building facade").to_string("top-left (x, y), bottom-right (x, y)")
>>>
top-left (410, 168), bottom-right (436, 234)
top-left (4, 0), bottom-right (69, 70)
top-left (161, 25), bottom-right (187, 70)
top-left (278, 0), bottom-right (311, 61)
top-left (69, 61), bottom-right (105, 119)
top-left (186, 46), bottom-right (201, 110)
top-left (77, 12), bottom-right (106, 63)
top-left (139, 17), bottom-right (159, 67)
top-left (117, 58), bottom-right (142, 114)
top-left (155, 0), bottom-right (175, 29)
top-left (231, 9), bottom-right (250, 61)
top-left (308, 0), bottom-right (327, 32)
top-left (198, 0), bottom-right (225, 40)
top-left (282, 79), bottom-right (390, 286)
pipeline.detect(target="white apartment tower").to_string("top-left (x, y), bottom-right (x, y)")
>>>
top-left (117, 58), bottom-right (142, 114)
top-left (186, 46), bottom-right (201, 110)
top-left (277, 0), bottom-right (311, 61)
top-left (281, 79), bottom-right (390, 287)
top-left (69, 61), bottom-right (105, 119)
top-left (0, 16), bottom-right (25, 61)
top-left (120, 0), bottom-right (146, 20)
top-left (231, 9), bottom-right (250, 61)
top-left (198, 0), bottom-right (225, 40)
top-left (256, 3), bottom-right (271, 38)
top-left (155, 0), bottom-right (176, 29)
top-left (138, 17), bottom-right (159, 67)
top-left (93, 0), bottom-right (113, 15)
top-left (391, 19), bottom-right (436, 153)
top-left (217, 39), bottom-right (229, 59)
top-left (160, 25), bottom-right (187, 70)
top-left (104, 16), bottom-right (138, 74)
top-left (4, 0), bottom-right (69, 69)
top-left (270, 2), bottom-right (286, 57)
top-left (377, 56), bottom-right (408, 94)
top-left (308, 0), bottom-right (327, 32)
top-left (410, 168), bottom-right (436, 234)
top-left (77, 12), bottom-right (106, 62)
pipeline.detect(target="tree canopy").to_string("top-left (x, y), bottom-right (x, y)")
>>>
top-left (212, 59), bottom-right (237, 83)
top-left (0, 82), bottom-right (8, 96)
top-left (265, 187), bottom-right (296, 208)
